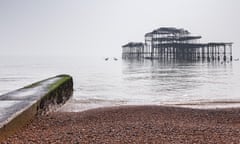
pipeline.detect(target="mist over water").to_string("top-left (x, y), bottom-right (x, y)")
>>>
top-left (0, 56), bottom-right (240, 111)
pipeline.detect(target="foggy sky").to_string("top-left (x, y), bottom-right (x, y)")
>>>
top-left (0, 0), bottom-right (239, 57)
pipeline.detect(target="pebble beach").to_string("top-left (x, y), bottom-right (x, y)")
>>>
top-left (2, 106), bottom-right (240, 143)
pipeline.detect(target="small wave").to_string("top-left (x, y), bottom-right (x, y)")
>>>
top-left (70, 98), bottom-right (126, 104)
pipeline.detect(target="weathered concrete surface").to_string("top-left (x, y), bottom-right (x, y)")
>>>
top-left (0, 74), bottom-right (73, 141)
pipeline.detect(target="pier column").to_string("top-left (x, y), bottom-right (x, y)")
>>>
top-left (151, 47), bottom-right (154, 58)
top-left (160, 47), bottom-right (163, 59)
top-left (223, 45), bottom-right (226, 61)
top-left (197, 48), bottom-right (200, 60)
top-left (217, 46), bottom-right (220, 61)
top-left (202, 46), bottom-right (205, 60)
top-left (214, 46), bottom-right (217, 60)
top-left (211, 46), bottom-right (215, 60)
top-left (207, 46), bottom-right (210, 62)
top-left (230, 45), bottom-right (233, 61)
top-left (212, 46), bottom-right (214, 60)
top-left (166, 47), bottom-right (169, 59)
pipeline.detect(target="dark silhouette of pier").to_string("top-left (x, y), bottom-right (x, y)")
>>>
top-left (122, 27), bottom-right (233, 61)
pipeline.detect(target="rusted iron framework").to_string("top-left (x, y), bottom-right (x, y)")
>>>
top-left (122, 27), bottom-right (233, 61)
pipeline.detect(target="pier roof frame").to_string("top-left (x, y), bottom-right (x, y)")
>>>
top-left (152, 42), bottom-right (233, 49)
top-left (207, 42), bottom-right (233, 46)
top-left (145, 27), bottom-right (191, 37)
top-left (152, 36), bottom-right (202, 41)
top-left (122, 42), bottom-right (144, 48)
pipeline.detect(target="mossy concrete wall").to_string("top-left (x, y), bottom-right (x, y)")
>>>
top-left (0, 75), bottom-right (73, 141)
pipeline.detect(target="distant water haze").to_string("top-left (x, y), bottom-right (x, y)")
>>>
top-left (0, 56), bottom-right (240, 111)
top-left (0, 0), bottom-right (240, 58)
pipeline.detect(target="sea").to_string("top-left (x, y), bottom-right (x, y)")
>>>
top-left (0, 56), bottom-right (240, 112)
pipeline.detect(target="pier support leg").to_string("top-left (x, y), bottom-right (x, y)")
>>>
top-left (217, 46), bottom-right (220, 61)
top-left (230, 45), bottom-right (233, 61)
top-left (223, 45), bottom-right (226, 61)
top-left (207, 46), bottom-right (210, 62)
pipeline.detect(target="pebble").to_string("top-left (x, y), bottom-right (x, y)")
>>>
top-left (2, 106), bottom-right (240, 143)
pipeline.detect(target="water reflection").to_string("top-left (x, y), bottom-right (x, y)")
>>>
top-left (122, 58), bottom-right (236, 104)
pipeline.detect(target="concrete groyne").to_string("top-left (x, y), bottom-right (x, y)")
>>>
top-left (0, 75), bottom-right (73, 141)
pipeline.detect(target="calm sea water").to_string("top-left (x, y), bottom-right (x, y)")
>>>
top-left (0, 56), bottom-right (240, 111)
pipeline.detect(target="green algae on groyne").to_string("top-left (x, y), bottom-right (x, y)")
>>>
top-left (0, 75), bottom-right (73, 141)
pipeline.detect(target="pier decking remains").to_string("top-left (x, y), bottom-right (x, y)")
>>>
top-left (122, 27), bottom-right (233, 61)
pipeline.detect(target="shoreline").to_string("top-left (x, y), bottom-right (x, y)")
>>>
top-left (3, 105), bottom-right (240, 143)
top-left (59, 99), bottom-right (240, 112)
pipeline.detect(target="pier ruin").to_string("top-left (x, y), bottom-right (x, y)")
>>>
top-left (122, 27), bottom-right (233, 61)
